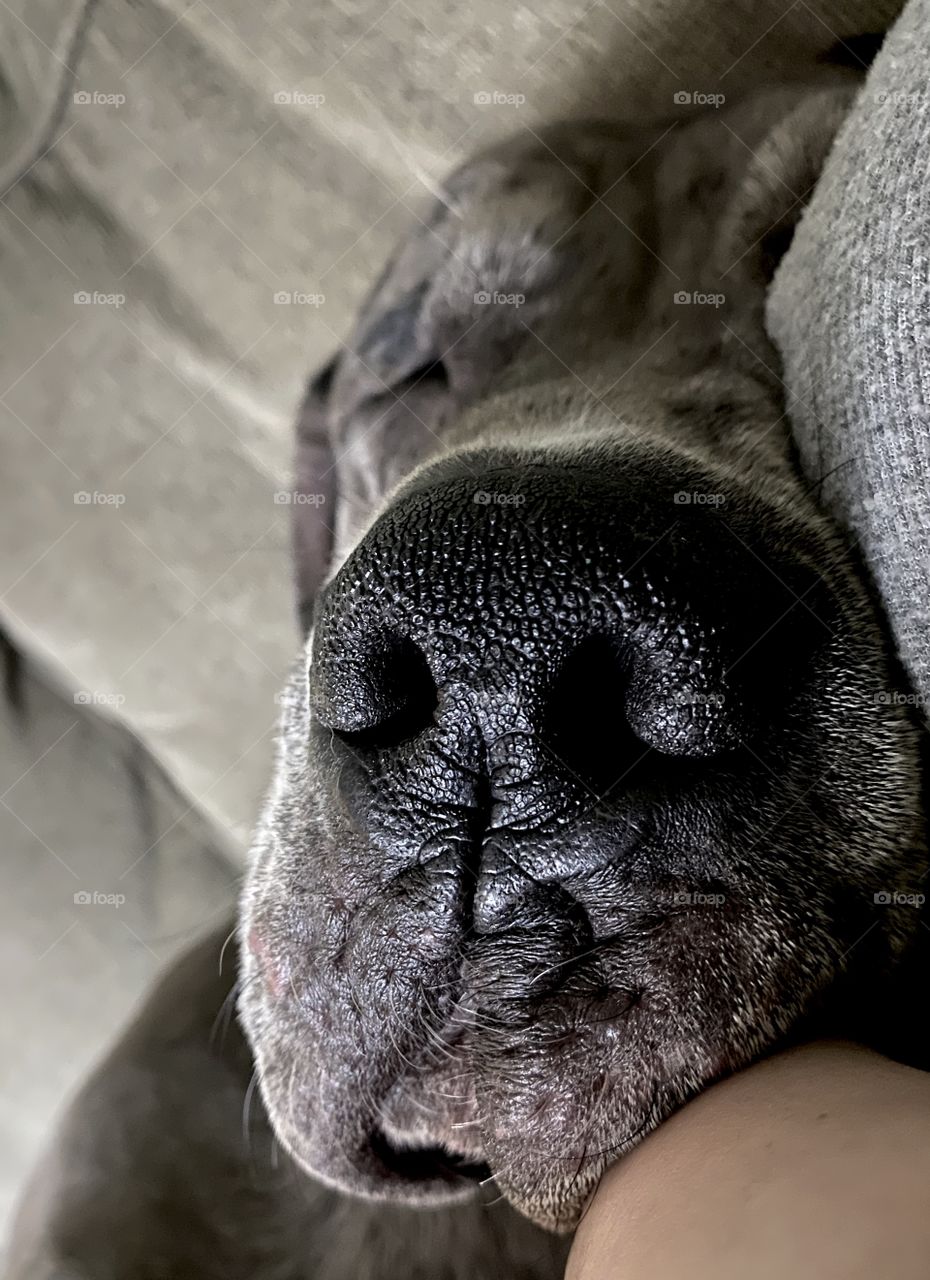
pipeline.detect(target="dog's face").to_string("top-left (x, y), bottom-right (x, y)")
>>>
top-left (240, 93), bottom-right (925, 1233)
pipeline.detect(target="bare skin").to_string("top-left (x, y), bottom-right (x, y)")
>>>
top-left (566, 1041), bottom-right (930, 1280)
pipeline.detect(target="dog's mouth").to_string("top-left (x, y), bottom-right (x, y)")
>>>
top-left (372, 1025), bottom-right (494, 1185)
top-left (370, 1127), bottom-right (492, 1185)
top-left (243, 813), bottom-right (920, 1234)
top-left (254, 1033), bottom-right (499, 1206)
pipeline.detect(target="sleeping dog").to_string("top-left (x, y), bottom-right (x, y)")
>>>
top-left (8, 83), bottom-right (927, 1278)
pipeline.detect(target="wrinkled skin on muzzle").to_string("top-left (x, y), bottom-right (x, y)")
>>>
top-left (240, 95), bottom-right (926, 1233)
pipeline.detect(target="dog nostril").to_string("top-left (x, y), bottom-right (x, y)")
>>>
top-left (543, 632), bottom-right (735, 789)
top-left (324, 630), bottom-right (438, 751)
top-left (543, 635), bottom-right (651, 791)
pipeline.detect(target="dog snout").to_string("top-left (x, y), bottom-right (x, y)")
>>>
top-left (247, 448), bottom-right (921, 1228)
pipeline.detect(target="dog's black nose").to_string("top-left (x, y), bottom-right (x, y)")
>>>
top-left (310, 455), bottom-right (825, 813)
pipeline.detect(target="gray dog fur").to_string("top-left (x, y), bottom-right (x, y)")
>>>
top-left (8, 83), bottom-right (929, 1279)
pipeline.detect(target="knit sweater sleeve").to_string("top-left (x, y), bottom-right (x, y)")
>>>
top-left (767, 0), bottom-right (930, 723)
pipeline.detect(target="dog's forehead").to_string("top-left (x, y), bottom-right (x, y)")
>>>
top-left (290, 87), bottom-right (853, 602)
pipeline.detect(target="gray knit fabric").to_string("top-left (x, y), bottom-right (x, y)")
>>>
top-left (768, 0), bottom-right (930, 725)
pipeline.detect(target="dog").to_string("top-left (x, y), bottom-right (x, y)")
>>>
top-left (8, 83), bottom-right (928, 1278)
